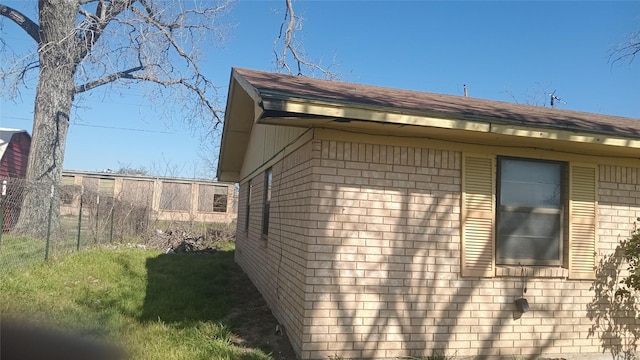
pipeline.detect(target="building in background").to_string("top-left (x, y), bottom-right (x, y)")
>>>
top-left (0, 128), bottom-right (30, 179)
top-left (60, 170), bottom-right (237, 225)
top-left (0, 128), bottom-right (31, 231)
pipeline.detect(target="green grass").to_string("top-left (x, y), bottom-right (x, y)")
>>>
top-left (0, 214), bottom-right (104, 272)
top-left (0, 231), bottom-right (96, 272)
top-left (0, 234), bottom-right (48, 271)
top-left (0, 245), bottom-right (272, 360)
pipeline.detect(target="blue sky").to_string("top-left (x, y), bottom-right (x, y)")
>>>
top-left (1, 1), bottom-right (639, 178)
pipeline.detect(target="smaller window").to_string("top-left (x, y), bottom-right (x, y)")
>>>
top-left (198, 185), bottom-right (228, 212)
top-left (262, 169), bottom-right (272, 237)
top-left (213, 194), bottom-right (228, 212)
top-left (60, 176), bottom-right (77, 205)
top-left (60, 186), bottom-right (75, 205)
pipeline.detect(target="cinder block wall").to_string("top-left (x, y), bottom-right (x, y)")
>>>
top-left (300, 139), bottom-right (640, 359)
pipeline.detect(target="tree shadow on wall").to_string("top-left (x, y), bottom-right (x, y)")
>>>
top-left (587, 242), bottom-right (640, 360)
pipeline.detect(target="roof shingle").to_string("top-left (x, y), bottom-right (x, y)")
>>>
top-left (234, 67), bottom-right (640, 138)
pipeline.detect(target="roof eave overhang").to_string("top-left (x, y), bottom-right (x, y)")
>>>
top-left (218, 70), bottom-right (640, 183)
top-left (258, 94), bottom-right (640, 152)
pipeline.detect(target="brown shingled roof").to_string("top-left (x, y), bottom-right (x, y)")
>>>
top-left (233, 67), bottom-right (640, 138)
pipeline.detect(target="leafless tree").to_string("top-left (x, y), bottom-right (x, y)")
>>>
top-left (611, 30), bottom-right (640, 65)
top-left (0, 0), bottom-right (231, 237)
top-left (115, 162), bottom-right (147, 176)
top-left (273, 0), bottom-right (338, 79)
top-left (501, 81), bottom-right (553, 107)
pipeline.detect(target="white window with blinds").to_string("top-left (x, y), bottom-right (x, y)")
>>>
top-left (496, 157), bottom-right (564, 266)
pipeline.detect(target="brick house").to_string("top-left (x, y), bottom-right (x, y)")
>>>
top-left (217, 68), bottom-right (640, 359)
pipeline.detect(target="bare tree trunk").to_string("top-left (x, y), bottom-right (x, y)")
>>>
top-left (13, 0), bottom-right (77, 237)
top-left (2, 0), bottom-right (234, 237)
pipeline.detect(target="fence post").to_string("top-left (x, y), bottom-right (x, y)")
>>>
top-left (0, 180), bottom-right (6, 247)
top-left (45, 184), bottom-right (54, 261)
top-left (95, 194), bottom-right (100, 243)
top-left (76, 185), bottom-right (84, 251)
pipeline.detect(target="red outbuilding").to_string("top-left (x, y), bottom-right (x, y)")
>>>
top-left (0, 128), bottom-right (30, 178)
top-left (0, 128), bottom-right (31, 231)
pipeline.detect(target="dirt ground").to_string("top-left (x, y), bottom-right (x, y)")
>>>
top-left (225, 259), bottom-right (298, 360)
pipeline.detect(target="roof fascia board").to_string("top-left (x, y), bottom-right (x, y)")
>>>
top-left (216, 74), bottom-right (238, 179)
top-left (489, 123), bottom-right (640, 149)
top-left (260, 97), bottom-right (640, 150)
top-left (261, 98), bottom-right (491, 132)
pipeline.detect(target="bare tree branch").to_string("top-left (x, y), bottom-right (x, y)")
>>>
top-left (273, 0), bottom-right (338, 79)
top-left (611, 31), bottom-right (640, 65)
top-left (74, 0), bottom-right (135, 63)
top-left (130, 2), bottom-right (198, 66)
top-left (0, 3), bottom-right (40, 42)
top-left (74, 65), bottom-right (144, 93)
top-left (126, 72), bottom-right (223, 123)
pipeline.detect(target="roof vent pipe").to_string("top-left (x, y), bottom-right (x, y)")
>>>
top-left (463, 84), bottom-right (468, 97)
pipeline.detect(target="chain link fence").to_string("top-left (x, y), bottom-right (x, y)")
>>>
top-left (0, 176), bottom-right (237, 272)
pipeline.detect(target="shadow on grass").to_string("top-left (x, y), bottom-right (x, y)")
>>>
top-left (141, 251), bottom-right (235, 324)
top-left (141, 250), bottom-right (296, 359)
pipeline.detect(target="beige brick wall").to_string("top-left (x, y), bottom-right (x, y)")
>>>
top-left (591, 165), bottom-right (640, 360)
top-left (301, 139), bottom-right (639, 359)
top-left (238, 133), bottom-right (640, 359)
top-left (235, 140), bottom-right (315, 356)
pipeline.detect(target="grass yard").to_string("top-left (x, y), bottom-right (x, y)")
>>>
top-left (0, 215), bottom-right (103, 272)
top-left (0, 244), bottom-right (293, 360)
top-left (0, 235), bottom-right (48, 271)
